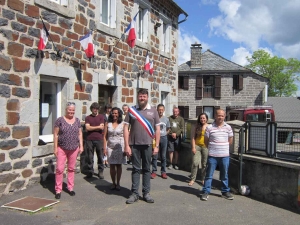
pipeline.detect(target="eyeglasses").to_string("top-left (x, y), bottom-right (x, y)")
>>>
top-left (67, 102), bottom-right (76, 106)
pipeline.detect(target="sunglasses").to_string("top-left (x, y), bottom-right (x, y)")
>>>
top-left (67, 102), bottom-right (76, 106)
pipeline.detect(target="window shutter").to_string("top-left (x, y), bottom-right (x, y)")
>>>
top-left (110, 0), bottom-right (116, 28)
top-left (214, 75), bottom-right (221, 99)
top-left (184, 106), bottom-right (189, 119)
top-left (196, 76), bottom-right (203, 99)
top-left (214, 106), bottom-right (220, 117)
top-left (143, 9), bottom-right (148, 42)
top-left (196, 106), bottom-right (203, 118)
top-left (183, 76), bottom-right (189, 90)
top-left (165, 24), bottom-right (170, 53)
top-left (238, 75), bottom-right (243, 90)
top-left (178, 106), bottom-right (184, 118)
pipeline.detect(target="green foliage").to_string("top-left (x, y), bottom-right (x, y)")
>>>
top-left (246, 50), bottom-right (300, 97)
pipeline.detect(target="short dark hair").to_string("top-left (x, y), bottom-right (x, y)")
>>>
top-left (104, 104), bottom-right (112, 110)
top-left (157, 104), bottom-right (165, 109)
top-left (108, 107), bottom-right (123, 124)
top-left (138, 89), bottom-right (148, 95)
top-left (90, 102), bottom-right (100, 111)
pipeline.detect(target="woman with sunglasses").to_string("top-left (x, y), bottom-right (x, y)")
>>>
top-left (188, 113), bottom-right (209, 186)
top-left (53, 102), bottom-right (83, 199)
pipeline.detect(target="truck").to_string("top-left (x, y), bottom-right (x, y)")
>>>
top-left (226, 106), bottom-right (275, 122)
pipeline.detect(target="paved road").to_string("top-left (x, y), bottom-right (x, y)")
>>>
top-left (0, 165), bottom-right (299, 225)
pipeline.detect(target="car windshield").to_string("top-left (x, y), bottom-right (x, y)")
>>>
top-left (246, 113), bottom-right (266, 122)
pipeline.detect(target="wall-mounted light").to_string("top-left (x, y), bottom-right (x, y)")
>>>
top-left (106, 73), bottom-right (114, 84)
top-left (154, 22), bottom-right (162, 35)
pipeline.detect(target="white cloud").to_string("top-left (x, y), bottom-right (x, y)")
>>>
top-left (231, 47), bottom-right (251, 66)
top-left (208, 0), bottom-right (300, 59)
top-left (177, 29), bottom-right (211, 65)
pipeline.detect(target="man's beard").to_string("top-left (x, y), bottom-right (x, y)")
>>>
top-left (138, 100), bottom-right (147, 109)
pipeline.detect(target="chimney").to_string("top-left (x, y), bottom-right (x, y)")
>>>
top-left (190, 43), bottom-right (202, 69)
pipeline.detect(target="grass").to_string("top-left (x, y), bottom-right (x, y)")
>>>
top-left (28, 206), bottom-right (53, 215)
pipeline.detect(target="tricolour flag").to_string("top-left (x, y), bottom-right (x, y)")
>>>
top-left (144, 51), bottom-right (150, 70)
top-left (38, 23), bottom-right (49, 50)
top-left (149, 60), bottom-right (154, 75)
top-left (125, 12), bottom-right (138, 48)
top-left (79, 32), bottom-right (94, 58)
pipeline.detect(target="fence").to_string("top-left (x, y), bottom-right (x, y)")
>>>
top-left (241, 122), bottom-right (300, 162)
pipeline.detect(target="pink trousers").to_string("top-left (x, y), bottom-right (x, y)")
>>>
top-left (55, 146), bottom-right (79, 193)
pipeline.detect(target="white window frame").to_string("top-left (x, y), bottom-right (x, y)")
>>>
top-left (100, 0), bottom-right (116, 28)
top-left (137, 7), bottom-right (149, 43)
top-left (39, 78), bottom-right (62, 143)
top-left (35, 0), bottom-right (75, 18)
top-left (161, 91), bottom-right (169, 116)
top-left (161, 22), bottom-right (170, 53)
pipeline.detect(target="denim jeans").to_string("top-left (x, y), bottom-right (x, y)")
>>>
top-left (202, 156), bottom-right (230, 194)
top-left (131, 145), bottom-right (152, 196)
top-left (85, 140), bottom-right (104, 173)
top-left (151, 135), bottom-right (168, 174)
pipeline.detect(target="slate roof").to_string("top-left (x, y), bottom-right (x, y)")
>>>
top-left (264, 97), bottom-right (300, 123)
top-left (178, 49), bottom-right (250, 72)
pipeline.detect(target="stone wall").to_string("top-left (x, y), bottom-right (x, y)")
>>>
top-left (0, 0), bottom-right (183, 196)
top-left (178, 73), bottom-right (267, 118)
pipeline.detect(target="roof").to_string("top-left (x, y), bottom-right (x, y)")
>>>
top-left (264, 97), bottom-right (300, 123)
top-left (178, 49), bottom-right (250, 72)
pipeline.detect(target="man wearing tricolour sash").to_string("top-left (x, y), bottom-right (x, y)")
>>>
top-left (123, 89), bottom-right (160, 204)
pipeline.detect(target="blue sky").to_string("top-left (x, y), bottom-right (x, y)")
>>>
top-left (174, 0), bottom-right (300, 96)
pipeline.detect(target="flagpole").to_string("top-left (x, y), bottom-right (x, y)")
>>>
top-left (40, 16), bottom-right (61, 57)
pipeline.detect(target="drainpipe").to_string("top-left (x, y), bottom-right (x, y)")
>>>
top-left (239, 123), bottom-right (246, 193)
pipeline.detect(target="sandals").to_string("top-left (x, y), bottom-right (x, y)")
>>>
top-left (188, 180), bottom-right (194, 186)
top-left (110, 184), bottom-right (116, 190)
top-left (116, 185), bottom-right (121, 191)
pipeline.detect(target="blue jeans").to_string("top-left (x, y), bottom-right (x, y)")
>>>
top-left (131, 145), bottom-right (152, 196)
top-left (151, 135), bottom-right (168, 174)
top-left (202, 156), bottom-right (230, 194)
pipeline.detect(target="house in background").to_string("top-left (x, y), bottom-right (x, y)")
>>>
top-left (178, 43), bottom-right (269, 119)
top-left (0, 0), bottom-right (187, 195)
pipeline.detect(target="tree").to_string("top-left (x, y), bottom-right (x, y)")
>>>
top-left (246, 50), bottom-right (300, 97)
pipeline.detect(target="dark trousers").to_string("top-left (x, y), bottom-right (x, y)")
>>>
top-left (131, 145), bottom-right (152, 196)
top-left (151, 135), bottom-right (168, 174)
top-left (85, 140), bottom-right (104, 173)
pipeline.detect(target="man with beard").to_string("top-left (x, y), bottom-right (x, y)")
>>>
top-left (85, 102), bottom-right (105, 179)
top-left (124, 89), bottom-right (160, 204)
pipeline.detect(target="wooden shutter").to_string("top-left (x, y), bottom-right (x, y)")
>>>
top-left (238, 75), bottom-right (243, 90)
top-left (214, 106), bottom-right (220, 117)
top-left (214, 75), bottom-right (221, 99)
top-left (196, 106), bottom-right (203, 118)
top-left (196, 76), bottom-right (203, 99)
top-left (184, 106), bottom-right (189, 119)
top-left (183, 76), bottom-right (189, 90)
top-left (178, 106), bottom-right (184, 118)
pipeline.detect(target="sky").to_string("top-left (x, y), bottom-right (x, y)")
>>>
top-left (174, 0), bottom-right (300, 96)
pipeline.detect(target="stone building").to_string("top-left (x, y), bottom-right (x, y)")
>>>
top-left (0, 0), bottom-right (187, 195)
top-left (178, 44), bottom-right (269, 119)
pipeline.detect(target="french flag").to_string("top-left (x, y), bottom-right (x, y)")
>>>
top-left (149, 60), bottom-right (154, 75)
top-left (144, 51), bottom-right (150, 70)
top-left (125, 12), bottom-right (138, 48)
top-left (79, 32), bottom-right (94, 58)
top-left (38, 23), bottom-right (49, 50)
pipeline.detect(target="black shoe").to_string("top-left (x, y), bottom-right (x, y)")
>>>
top-left (86, 172), bottom-right (93, 178)
top-left (98, 171), bottom-right (104, 179)
top-left (200, 193), bottom-right (209, 201)
top-left (222, 192), bottom-right (234, 200)
top-left (126, 194), bottom-right (139, 204)
top-left (68, 190), bottom-right (75, 196)
top-left (55, 193), bottom-right (61, 199)
top-left (143, 193), bottom-right (154, 203)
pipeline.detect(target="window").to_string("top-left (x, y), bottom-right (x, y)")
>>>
top-left (137, 7), bottom-right (148, 42)
top-left (49, 0), bottom-right (68, 6)
top-left (233, 75), bottom-right (243, 90)
top-left (161, 91), bottom-right (169, 115)
top-left (161, 22), bottom-right (170, 52)
top-left (35, 0), bottom-right (75, 18)
top-left (39, 78), bottom-right (62, 143)
top-left (203, 76), bottom-right (214, 98)
top-left (100, 0), bottom-right (116, 28)
top-left (195, 75), bottom-right (221, 99)
top-left (203, 106), bottom-right (220, 120)
top-left (178, 76), bottom-right (189, 90)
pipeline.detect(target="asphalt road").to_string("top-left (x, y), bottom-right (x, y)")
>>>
top-left (0, 164), bottom-right (299, 225)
